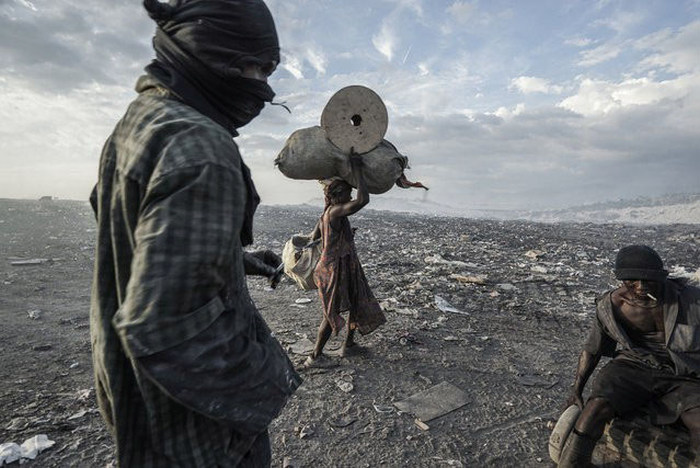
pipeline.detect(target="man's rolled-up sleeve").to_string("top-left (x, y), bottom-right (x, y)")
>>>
top-left (112, 160), bottom-right (301, 434)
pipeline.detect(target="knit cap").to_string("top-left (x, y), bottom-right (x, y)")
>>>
top-left (614, 245), bottom-right (668, 282)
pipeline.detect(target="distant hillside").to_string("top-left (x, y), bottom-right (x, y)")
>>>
top-left (287, 193), bottom-right (700, 224)
top-left (519, 194), bottom-right (700, 224)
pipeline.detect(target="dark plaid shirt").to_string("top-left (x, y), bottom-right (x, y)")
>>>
top-left (90, 76), bottom-right (301, 467)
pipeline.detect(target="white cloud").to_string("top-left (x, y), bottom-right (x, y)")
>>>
top-left (510, 76), bottom-right (563, 95)
top-left (558, 75), bottom-right (693, 116)
top-left (280, 51), bottom-right (304, 79)
top-left (372, 21), bottom-right (396, 61)
top-left (17, 0), bottom-right (38, 11)
top-left (447, 1), bottom-right (476, 24)
top-left (637, 20), bottom-right (700, 74)
top-left (493, 103), bottom-right (525, 119)
top-left (577, 41), bottom-right (625, 66)
top-left (305, 48), bottom-right (327, 76)
top-left (593, 9), bottom-right (646, 34)
top-left (383, 0), bottom-right (424, 17)
top-left (565, 37), bottom-right (594, 47)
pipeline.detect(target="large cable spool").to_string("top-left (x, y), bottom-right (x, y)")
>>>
top-left (320, 85), bottom-right (388, 154)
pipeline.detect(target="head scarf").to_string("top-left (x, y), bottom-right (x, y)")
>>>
top-left (142, 0), bottom-right (278, 246)
top-left (143, 0), bottom-right (279, 134)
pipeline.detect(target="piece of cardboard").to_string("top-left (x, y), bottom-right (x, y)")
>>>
top-left (393, 381), bottom-right (469, 422)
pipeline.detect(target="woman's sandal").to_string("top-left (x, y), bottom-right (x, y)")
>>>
top-left (301, 354), bottom-right (337, 369)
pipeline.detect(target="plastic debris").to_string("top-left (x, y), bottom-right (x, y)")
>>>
top-left (0, 435), bottom-right (55, 465)
top-left (336, 380), bottom-right (354, 393)
top-left (27, 310), bottom-right (42, 320)
top-left (434, 295), bottom-right (469, 316)
top-left (449, 274), bottom-right (487, 285)
top-left (10, 258), bottom-right (52, 266)
top-left (414, 419), bottom-right (430, 431)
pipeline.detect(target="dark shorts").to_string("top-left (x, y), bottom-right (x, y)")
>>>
top-left (589, 358), bottom-right (700, 424)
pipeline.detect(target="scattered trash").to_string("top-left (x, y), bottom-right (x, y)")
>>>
top-left (524, 250), bottom-right (545, 260)
top-left (27, 309), bottom-right (42, 320)
top-left (336, 380), bottom-right (354, 393)
top-left (294, 298), bottom-right (312, 304)
top-left (424, 254), bottom-right (475, 268)
top-left (668, 265), bottom-right (700, 285)
top-left (31, 345), bottom-right (52, 352)
top-left (496, 283), bottom-right (518, 292)
top-left (287, 338), bottom-right (315, 356)
top-left (10, 258), bottom-right (53, 266)
top-left (0, 443), bottom-right (21, 465)
top-left (76, 388), bottom-right (93, 402)
top-left (517, 375), bottom-right (559, 389)
top-left (449, 274), bottom-right (488, 285)
top-left (328, 416), bottom-right (357, 428)
top-left (4, 418), bottom-right (29, 431)
top-left (0, 435), bottom-right (55, 465)
top-left (414, 419), bottom-right (430, 431)
top-left (434, 295), bottom-right (469, 316)
top-left (394, 381), bottom-right (470, 422)
top-left (395, 308), bottom-right (419, 318)
top-left (373, 404), bottom-right (394, 413)
top-left (431, 458), bottom-right (464, 467)
top-left (69, 362), bottom-right (80, 369)
top-left (397, 331), bottom-right (420, 346)
top-left (283, 456), bottom-right (299, 468)
top-left (67, 409), bottom-right (89, 421)
top-left (299, 425), bottom-right (314, 439)
top-left (443, 336), bottom-right (461, 342)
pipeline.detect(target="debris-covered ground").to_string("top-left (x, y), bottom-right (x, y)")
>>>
top-left (1, 199), bottom-right (698, 467)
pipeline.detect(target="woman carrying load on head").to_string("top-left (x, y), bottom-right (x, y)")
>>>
top-left (304, 153), bottom-right (387, 368)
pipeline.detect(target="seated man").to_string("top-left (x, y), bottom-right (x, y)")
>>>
top-left (560, 245), bottom-right (700, 467)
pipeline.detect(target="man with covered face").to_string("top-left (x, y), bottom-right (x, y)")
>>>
top-left (559, 245), bottom-right (700, 467)
top-left (89, 1), bottom-right (301, 466)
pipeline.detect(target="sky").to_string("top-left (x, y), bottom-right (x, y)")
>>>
top-left (1, 0), bottom-right (699, 213)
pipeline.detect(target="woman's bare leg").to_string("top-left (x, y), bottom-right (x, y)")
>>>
top-left (311, 317), bottom-right (332, 358)
top-left (344, 321), bottom-right (356, 348)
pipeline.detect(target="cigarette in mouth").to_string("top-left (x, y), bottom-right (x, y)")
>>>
top-left (646, 293), bottom-right (657, 301)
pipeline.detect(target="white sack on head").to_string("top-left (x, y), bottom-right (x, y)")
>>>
top-left (274, 126), bottom-right (418, 195)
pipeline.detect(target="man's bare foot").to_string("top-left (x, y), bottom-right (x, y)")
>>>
top-left (301, 354), bottom-right (336, 369)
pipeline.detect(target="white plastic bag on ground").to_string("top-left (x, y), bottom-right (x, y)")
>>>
top-left (20, 435), bottom-right (55, 460)
top-left (275, 126), bottom-right (423, 194)
top-left (0, 443), bottom-right (21, 465)
top-left (0, 435), bottom-right (55, 465)
top-left (282, 234), bottom-right (322, 290)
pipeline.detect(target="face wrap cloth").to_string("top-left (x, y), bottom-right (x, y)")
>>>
top-left (143, 0), bottom-right (280, 134)
top-left (142, 0), bottom-right (280, 246)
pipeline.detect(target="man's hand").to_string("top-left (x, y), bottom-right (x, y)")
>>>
top-left (564, 387), bottom-right (585, 410)
top-left (244, 250), bottom-right (284, 288)
top-left (269, 263), bottom-right (284, 289)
